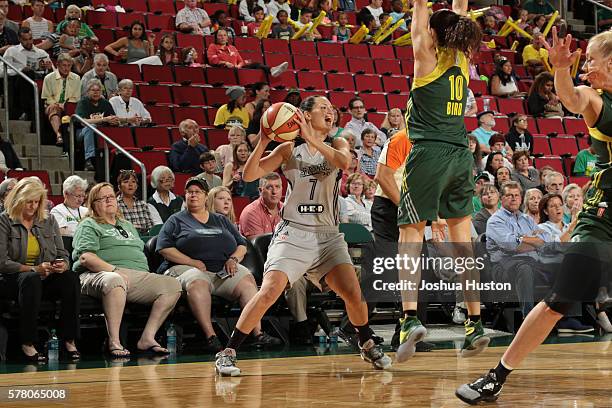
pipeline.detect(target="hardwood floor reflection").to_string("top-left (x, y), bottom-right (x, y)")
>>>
top-left (0, 340), bottom-right (610, 407)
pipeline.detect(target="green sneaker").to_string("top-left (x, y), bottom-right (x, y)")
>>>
top-left (461, 319), bottom-right (490, 357)
top-left (395, 316), bottom-right (427, 363)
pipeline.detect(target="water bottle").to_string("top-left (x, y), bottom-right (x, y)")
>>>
top-left (329, 327), bottom-right (338, 344)
top-left (47, 329), bottom-right (59, 362)
top-left (483, 98), bottom-right (490, 112)
top-left (166, 324), bottom-right (177, 354)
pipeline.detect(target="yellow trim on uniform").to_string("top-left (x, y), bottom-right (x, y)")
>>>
top-left (412, 49), bottom-right (469, 90)
top-left (588, 126), bottom-right (612, 143)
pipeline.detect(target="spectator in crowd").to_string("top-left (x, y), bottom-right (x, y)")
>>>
top-left (364, 178), bottom-right (376, 204)
top-left (148, 166), bottom-right (184, 224)
top-left (517, 9), bottom-right (531, 30)
top-left (211, 10), bottom-right (236, 41)
top-left (473, 172), bottom-right (491, 215)
top-left (109, 79), bottom-right (152, 126)
top-left (180, 46), bottom-right (203, 67)
top-left (472, 110), bottom-right (497, 154)
top-left (333, 12), bottom-right (352, 42)
top-left (344, 97), bottom-right (386, 149)
top-left (215, 126), bottom-right (246, 169)
top-left (597, 0), bottom-right (612, 31)
top-left (4, 27), bottom-right (53, 120)
top-left (80, 53), bottom-right (118, 98)
top-left (0, 138), bottom-right (21, 173)
top-left (537, 192), bottom-right (577, 244)
top-left (207, 29), bottom-right (289, 77)
top-left (490, 58), bottom-right (521, 97)
top-left (483, 151), bottom-right (507, 182)
top-left (239, 173), bottom-right (283, 239)
top-left (0, 178), bottom-right (16, 212)
top-left (214, 86), bottom-right (250, 129)
top-left (76, 79), bottom-right (119, 171)
top-left (156, 34), bottom-right (179, 65)
top-left (72, 37), bottom-right (98, 76)
top-left (245, 82), bottom-right (270, 120)
top-left (0, 0), bottom-right (18, 33)
top-left (380, 108), bottom-right (405, 136)
top-left (223, 141), bottom-right (259, 199)
top-left (528, 71), bottom-right (564, 117)
top-left (21, 0), bottom-right (52, 40)
top-left (116, 170), bottom-right (159, 235)
top-left (511, 150), bottom-right (540, 191)
top-left (573, 137), bottom-right (597, 176)
top-left (341, 129), bottom-right (358, 152)
top-left (359, 128), bottom-right (381, 178)
top-left (465, 88), bottom-right (478, 117)
top-left (495, 166), bottom-right (511, 191)
top-left (389, 0), bottom-right (409, 30)
top-left (50, 175), bottom-right (88, 237)
top-left (0, 10), bottom-right (18, 55)
top-left (268, 0), bottom-right (292, 24)
top-left (366, 0), bottom-right (384, 27)
top-left (562, 183), bottom-right (583, 225)
top-left (104, 21), bottom-right (155, 64)
top-left (486, 181), bottom-right (544, 317)
top-left (543, 171), bottom-right (564, 194)
top-left (272, 10), bottom-right (295, 40)
top-left (239, 0), bottom-right (266, 23)
top-left (482, 133), bottom-right (513, 169)
top-left (522, 32), bottom-right (549, 76)
top-left (531, 14), bottom-right (547, 35)
top-left (197, 152), bottom-right (223, 189)
top-left (468, 134), bottom-right (483, 174)
top-left (344, 173), bottom-right (372, 231)
top-left (473, 183), bottom-right (499, 235)
top-left (55, 5), bottom-right (96, 40)
top-left (176, 0), bottom-right (211, 35)
top-left (340, 148), bottom-right (361, 196)
top-left (246, 99), bottom-right (272, 147)
top-left (483, 15), bottom-right (498, 35)
top-left (284, 88), bottom-right (302, 108)
top-left (296, 8), bottom-right (322, 40)
top-left (326, 106), bottom-right (343, 139)
top-left (247, 6), bottom-right (265, 36)
top-left (0, 177), bottom-right (80, 363)
top-left (206, 186), bottom-right (237, 224)
top-left (522, 187), bottom-right (543, 224)
top-left (505, 114), bottom-right (534, 154)
top-left (157, 177), bottom-right (281, 353)
top-left (169, 119), bottom-right (209, 175)
top-left (537, 165), bottom-right (554, 193)
top-left (58, 19), bottom-right (81, 58)
top-left (74, 182), bottom-right (181, 358)
top-left (41, 53), bottom-right (81, 146)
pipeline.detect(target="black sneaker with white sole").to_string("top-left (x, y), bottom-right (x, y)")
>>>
top-left (455, 369), bottom-right (503, 405)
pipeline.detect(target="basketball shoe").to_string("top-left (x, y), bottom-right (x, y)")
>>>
top-left (455, 369), bottom-right (503, 404)
top-left (215, 348), bottom-right (241, 377)
top-left (395, 316), bottom-right (427, 363)
top-left (359, 339), bottom-right (392, 369)
top-left (461, 319), bottom-right (490, 357)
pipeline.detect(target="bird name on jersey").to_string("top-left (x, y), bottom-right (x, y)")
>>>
top-left (299, 162), bottom-right (333, 177)
top-left (298, 204), bottom-right (325, 214)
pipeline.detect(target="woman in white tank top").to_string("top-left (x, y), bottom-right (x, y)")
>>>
top-left (22, 0), bottom-right (53, 40)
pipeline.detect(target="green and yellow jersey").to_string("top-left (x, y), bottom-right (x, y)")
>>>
top-left (405, 48), bottom-right (470, 148)
top-left (584, 90), bottom-right (612, 209)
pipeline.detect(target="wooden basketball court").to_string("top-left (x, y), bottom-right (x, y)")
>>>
top-left (0, 340), bottom-right (610, 407)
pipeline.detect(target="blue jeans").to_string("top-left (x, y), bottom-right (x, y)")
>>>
top-left (77, 125), bottom-right (96, 160)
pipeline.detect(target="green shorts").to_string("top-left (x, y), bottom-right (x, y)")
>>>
top-left (398, 142), bottom-right (474, 224)
top-left (570, 167), bottom-right (612, 244)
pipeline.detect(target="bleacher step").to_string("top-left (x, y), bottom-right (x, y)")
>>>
top-left (14, 144), bottom-right (63, 157)
top-left (9, 132), bottom-right (38, 146)
top-left (21, 156), bottom-right (70, 172)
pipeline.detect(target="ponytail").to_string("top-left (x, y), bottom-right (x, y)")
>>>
top-left (430, 10), bottom-right (482, 59)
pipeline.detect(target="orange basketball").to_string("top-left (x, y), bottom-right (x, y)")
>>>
top-left (261, 102), bottom-right (301, 142)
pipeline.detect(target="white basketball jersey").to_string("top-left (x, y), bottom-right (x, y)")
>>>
top-left (281, 142), bottom-right (342, 227)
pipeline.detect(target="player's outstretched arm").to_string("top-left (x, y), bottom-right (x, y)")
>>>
top-left (243, 131), bottom-right (291, 182)
top-left (411, 0), bottom-right (433, 57)
top-left (452, 0), bottom-right (468, 17)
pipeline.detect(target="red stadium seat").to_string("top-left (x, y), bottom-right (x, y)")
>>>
top-left (173, 106), bottom-right (208, 126)
top-left (109, 63), bottom-right (142, 82)
top-left (293, 55), bottom-right (321, 71)
top-left (240, 50), bottom-right (264, 64)
top-left (176, 33), bottom-right (205, 54)
top-left (550, 137), bottom-right (579, 156)
top-left (355, 75), bottom-right (383, 93)
top-left (317, 42), bottom-right (343, 57)
top-left (206, 128), bottom-right (229, 150)
top-left (173, 86), bottom-right (206, 106)
top-left (465, 117), bottom-right (478, 131)
top-left (326, 73), bottom-right (355, 92)
top-left (469, 79), bottom-right (488, 96)
top-left (348, 58), bottom-right (375, 74)
top-left (269, 71), bottom-right (297, 90)
top-left (321, 56), bottom-right (349, 73)
top-left (387, 93), bottom-right (409, 109)
top-left (343, 43), bottom-right (369, 58)
top-left (97, 127), bottom-right (135, 148)
top-left (297, 71), bottom-right (326, 90)
top-left (577, 135), bottom-right (589, 151)
top-left (237, 69), bottom-right (267, 87)
top-left (117, 12), bottom-right (147, 30)
top-left (401, 62), bottom-right (414, 77)
top-left (493, 116), bottom-right (510, 134)
top-left (536, 118), bottom-right (564, 135)
top-left (142, 65), bottom-right (175, 84)
top-left (147, 14), bottom-right (175, 31)
top-left (93, 28), bottom-right (115, 48)
top-left (374, 59), bottom-right (401, 76)
top-left (359, 93), bottom-right (388, 111)
top-left (86, 11), bottom-right (117, 28)
top-left (137, 84), bottom-right (173, 105)
top-left (120, 0), bottom-right (148, 12)
top-left (131, 151), bottom-right (169, 173)
top-left (206, 107), bottom-right (219, 126)
top-left (473, 51), bottom-right (494, 65)
top-left (290, 40), bottom-right (317, 55)
top-left (526, 117), bottom-right (538, 134)
top-left (265, 53), bottom-right (294, 69)
top-left (175, 66), bottom-right (207, 85)
top-left (262, 38), bottom-right (290, 54)
top-left (369, 45), bottom-right (395, 60)
top-left (148, 105), bottom-right (174, 125)
top-left (367, 112), bottom-right (386, 128)
top-left (382, 76), bottom-right (410, 93)
top-left (206, 67), bottom-right (237, 86)
top-left (478, 63), bottom-right (495, 78)
top-left (497, 98), bottom-right (526, 115)
top-left (534, 156), bottom-right (564, 174)
top-left (233, 196), bottom-right (251, 222)
top-left (148, 0), bottom-right (176, 14)
top-left (569, 176), bottom-right (590, 186)
top-left (476, 97), bottom-right (498, 113)
top-left (394, 46), bottom-right (414, 60)
top-left (532, 136), bottom-right (551, 156)
top-left (234, 37), bottom-right (261, 52)
top-left (8, 170), bottom-right (51, 188)
top-left (563, 117), bottom-right (589, 136)
top-left (173, 173), bottom-right (191, 196)
top-left (329, 91), bottom-right (357, 110)
top-left (134, 127), bottom-right (171, 149)
top-left (202, 3), bottom-right (228, 15)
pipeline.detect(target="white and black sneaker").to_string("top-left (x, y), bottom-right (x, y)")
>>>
top-left (359, 339), bottom-right (392, 370)
top-left (455, 369), bottom-right (503, 405)
top-left (270, 62), bottom-right (289, 77)
top-left (215, 348), bottom-right (241, 377)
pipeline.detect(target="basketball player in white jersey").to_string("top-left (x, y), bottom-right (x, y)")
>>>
top-left (215, 96), bottom-right (392, 376)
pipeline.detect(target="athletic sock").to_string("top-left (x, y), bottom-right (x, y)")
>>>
top-left (226, 329), bottom-right (248, 351)
top-left (468, 315), bottom-right (481, 323)
top-left (493, 359), bottom-right (513, 384)
top-left (355, 324), bottom-right (372, 347)
top-left (403, 310), bottom-right (417, 319)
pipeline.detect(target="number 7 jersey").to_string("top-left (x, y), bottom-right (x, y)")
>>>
top-left (405, 48), bottom-right (470, 148)
top-left (281, 142), bottom-right (342, 227)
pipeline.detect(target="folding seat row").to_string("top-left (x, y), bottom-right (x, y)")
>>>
top-left (532, 136), bottom-right (582, 157)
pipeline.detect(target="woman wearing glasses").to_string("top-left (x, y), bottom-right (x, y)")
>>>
top-left (0, 177), bottom-right (80, 363)
top-left (505, 114), bottom-right (534, 155)
top-left (73, 182), bottom-right (181, 358)
top-left (156, 177), bottom-right (281, 353)
top-left (50, 175), bottom-right (89, 237)
top-left (116, 170), bottom-right (159, 235)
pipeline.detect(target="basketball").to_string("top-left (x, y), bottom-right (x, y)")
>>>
top-left (261, 102), bottom-right (301, 142)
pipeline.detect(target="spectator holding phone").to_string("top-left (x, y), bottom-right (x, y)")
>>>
top-left (156, 177), bottom-right (281, 353)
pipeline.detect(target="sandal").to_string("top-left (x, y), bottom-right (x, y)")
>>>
top-left (62, 347), bottom-right (81, 361)
top-left (21, 351), bottom-right (47, 364)
top-left (137, 344), bottom-right (170, 356)
top-left (56, 136), bottom-right (64, 146)
top-left (104, 339), bottom-right (131, 359)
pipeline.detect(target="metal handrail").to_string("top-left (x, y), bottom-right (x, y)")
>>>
top-left (0, 55), bottom-right (42, 168)
top-left (69, 115), bottom-right (147, 201)
top-left (585, 0), bottom-right (612, 33)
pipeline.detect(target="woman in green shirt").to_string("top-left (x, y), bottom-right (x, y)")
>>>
top-left (73, 182), bottom-right (181, 358)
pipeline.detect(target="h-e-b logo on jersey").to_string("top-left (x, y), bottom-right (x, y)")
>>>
top-left (298, 204), bottom-right (324, 214)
